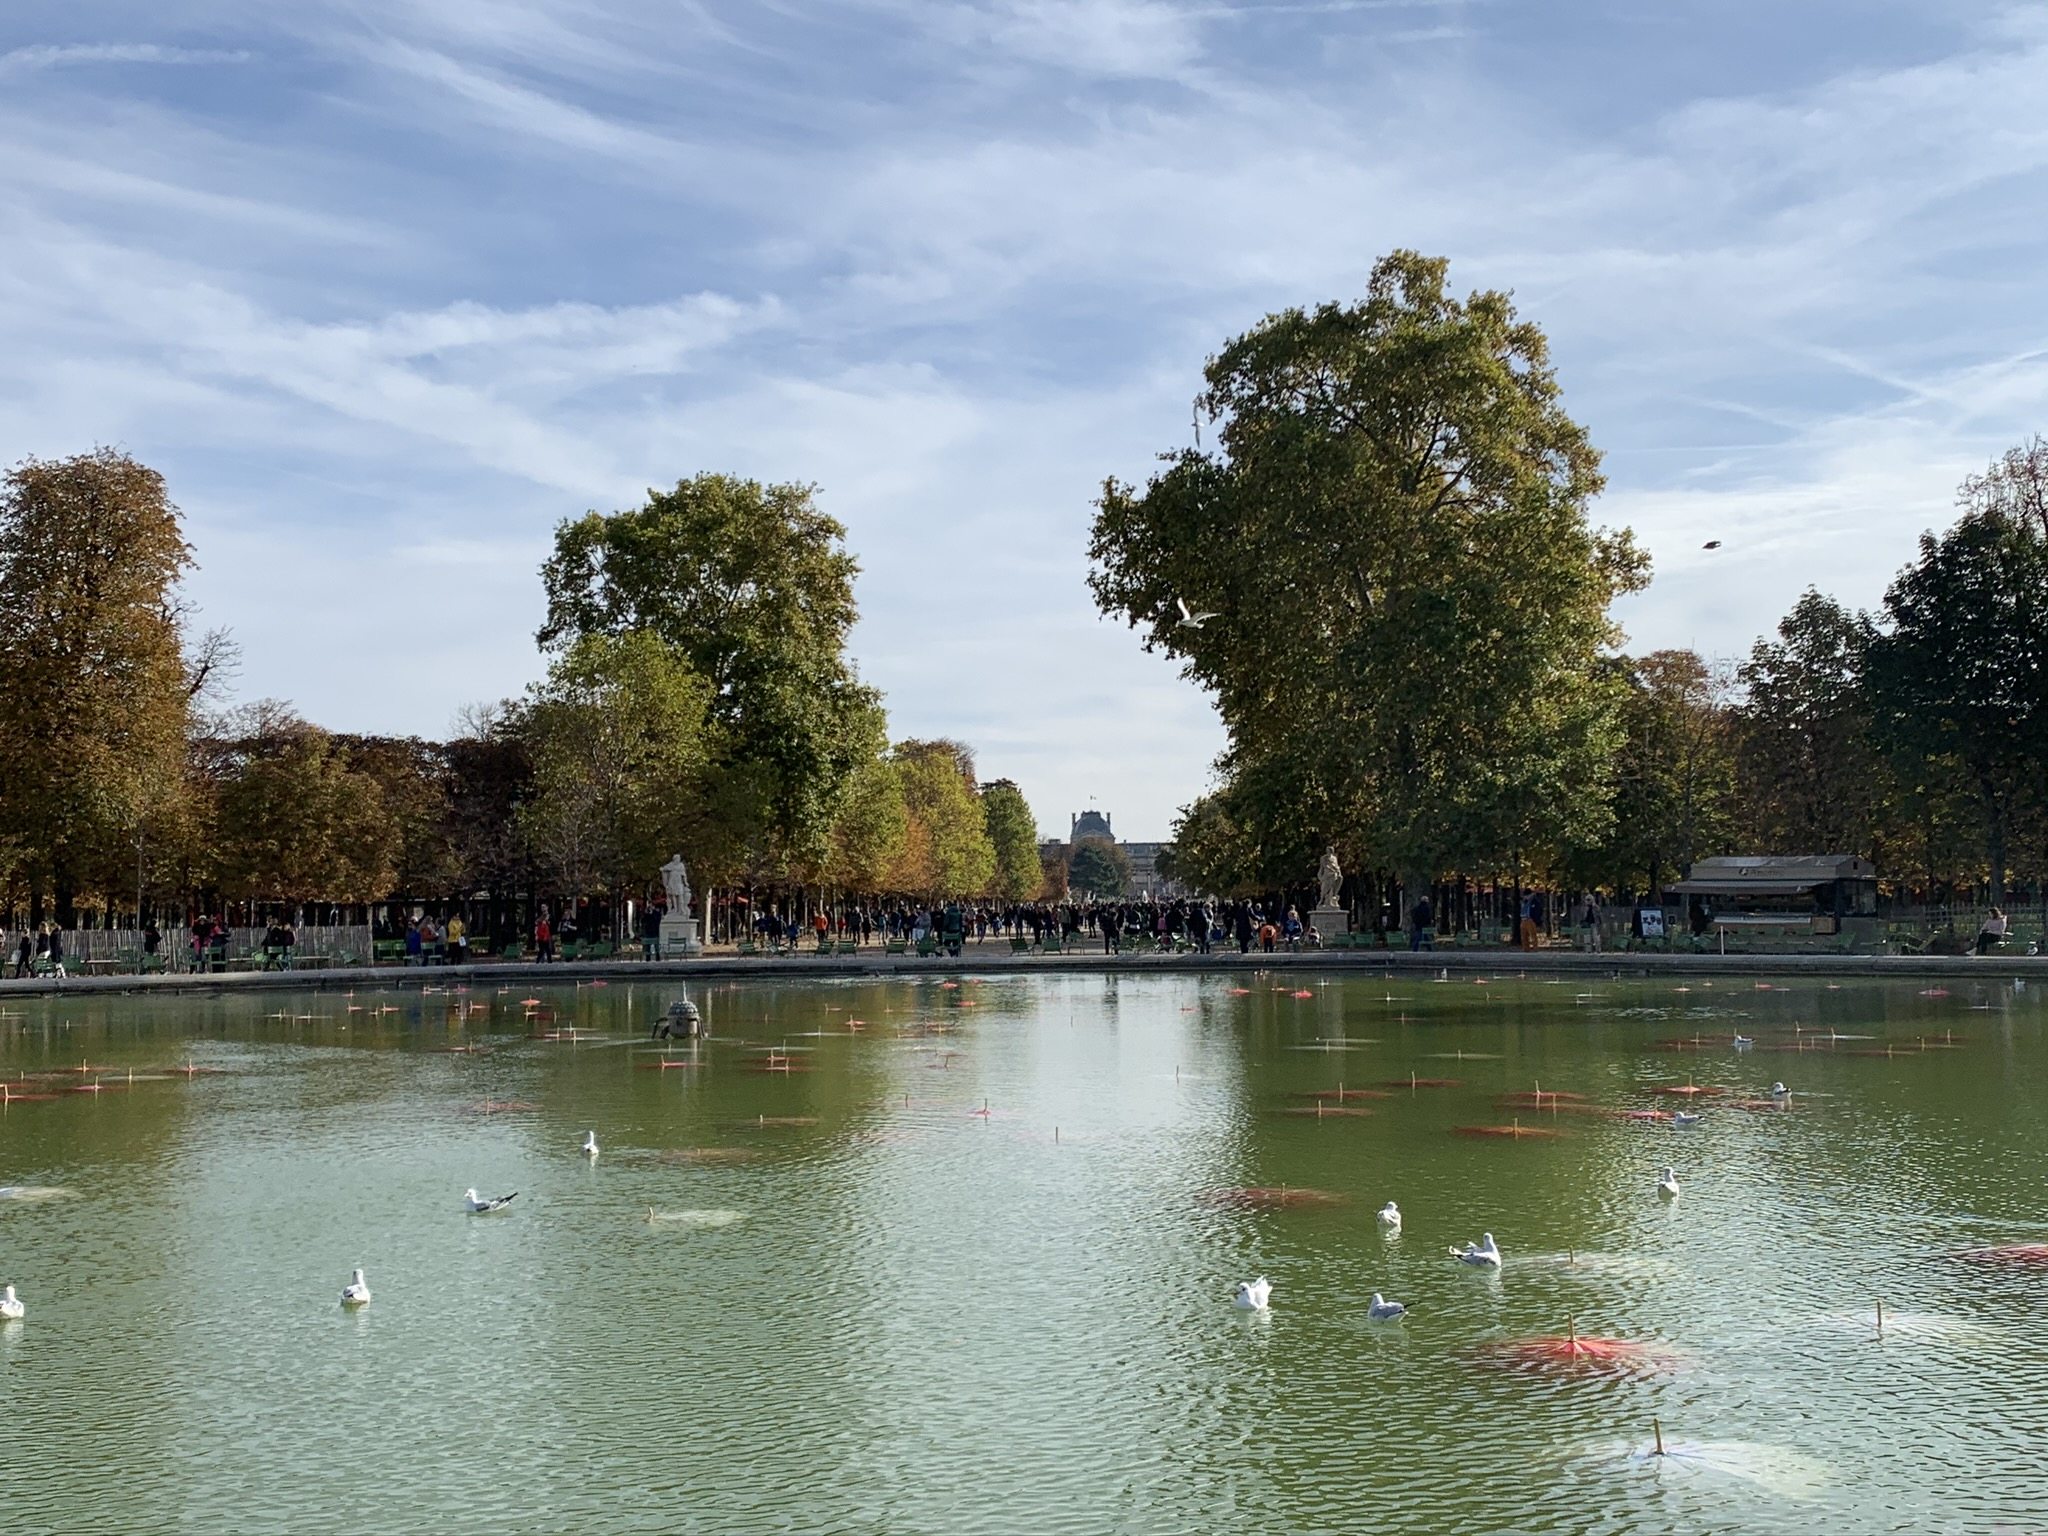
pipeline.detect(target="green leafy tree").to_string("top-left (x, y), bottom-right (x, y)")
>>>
top-left (1733, 591), bottom-right (1888, 860)
top-left (1583, 651), bottom-right (1736, 895)
top-left (538, 473), bottom-right (884, 870)
top-left (886, 740), bottom-right (996, 897)
top-left (1089, 252), bottom-right (1647, 893)
top-left (1067, 837), bottom-right (1130, 899)
top-left (515, 631), bottom-right (713, 928)
top-left (0, 450), bottom-right (197, 924)
top-left (979, 779), bottom-right (1043, 900)
top-left (822, 755), bottom-right (909, 891)
top-left (1865, 492), bottom-right (2048, 902)
top-left (208, 709), bottom-right (398, 905)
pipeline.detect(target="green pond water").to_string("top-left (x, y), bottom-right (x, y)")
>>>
top-left (2, 971), bottom-right (2045, 1534)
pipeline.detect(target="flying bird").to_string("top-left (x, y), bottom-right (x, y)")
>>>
top-left (1175, 598), bottom-right (1219, 629)
top-left (1702, 540), bottom-right (1722, 549)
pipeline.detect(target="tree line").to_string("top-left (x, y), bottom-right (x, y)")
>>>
top-left (1093, 251), bottom-right (2048, 909)
top-left (0, 456), bottom-right (1045, 931)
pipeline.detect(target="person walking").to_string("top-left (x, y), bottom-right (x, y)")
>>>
top-left (534, 913), bottom-right (554, 963)
top-left (1579, 896), bottom-right (1602, 952)
top-left (12, 928), bottom-right (30, 978)
top-left (1409, 894), bottom-right (1434, 952)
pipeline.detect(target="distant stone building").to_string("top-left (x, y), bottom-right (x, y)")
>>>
top-left (1040, 810), bottom-right (1184, 900)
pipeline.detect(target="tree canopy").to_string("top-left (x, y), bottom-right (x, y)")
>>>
top-left (539, 473), bottom-right (884, 868)
top-left (0, 449), bottom-right (197, 923)
top-left (1091, 251), bottom-right (1647, 890)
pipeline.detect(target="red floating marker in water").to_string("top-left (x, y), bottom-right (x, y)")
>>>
top-left (1649, 1084), bottom-right (1726, 1098)
top-left (1277, 1104), bottom-right (1372, 1117)
top-left (1919, 988), bottom-right (1951, 998)
top-left (1381, 1077), bottom-right (1461, 1088)
top-left (1487, 1319), bottom-right (1665, 1372)
top-left (1291, 990), bottom-right (1315, 999)
top-left (1455, 1122), bottom-right (1566, 1139)
top-left (1618, 1109), bottom-right (1672, 1121)
top-left (1960, 1243), bottom-right (2048, 1265)
top-left (1201, 1186), bottom-right (1346, 1211)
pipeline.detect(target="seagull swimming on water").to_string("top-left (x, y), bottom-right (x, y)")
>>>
top-left (464, 1188), bottom-right (518, 1214)
top-left (1673, 1111), bottom-right (1702, 1127)
top-left (1175, 597), bottom-right (1219, 629)
top-left (1376, 1201), bottom-right (1402, 1232)
top-left (1233, 1277), bottom-right (1272, 1310)
top-left (1657, 1167), bottom-right (1681, 1198)
top-left (1367, 1293), bottom-right (1407, 1321)
top-left (340, 1269), bottom-right (371, 1307)
top-left (1771, 1082), bottom-right (1789, 1099)
top-left (582, 1131), bottom-right (599, 1157)
top-left (1450, 1233), bottom-right (1503, 1267)
top-left (0, 1284), bottom-right (22, 1321)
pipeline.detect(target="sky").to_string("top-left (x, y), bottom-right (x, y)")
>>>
top-left (4, 1), bottom-right (2046, 840)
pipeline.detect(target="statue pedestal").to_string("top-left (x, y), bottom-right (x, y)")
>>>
top-left (1310, 906), bottom-right (1351, 942)
top-left (659, 914), bottom-right (701, 958)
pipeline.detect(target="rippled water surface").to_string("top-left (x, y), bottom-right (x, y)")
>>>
top-left (3, 971), bottom-right (2047, 1534)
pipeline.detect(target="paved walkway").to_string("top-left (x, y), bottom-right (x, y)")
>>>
top-left (0, 945), bottom-right (2042, 998)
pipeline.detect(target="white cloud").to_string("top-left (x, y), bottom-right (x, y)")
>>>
top-left (0, 43), bottom-right (251, 70)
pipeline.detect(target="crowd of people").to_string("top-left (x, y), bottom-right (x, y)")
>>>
top-left (731, 897), bottom-right (1361, 955)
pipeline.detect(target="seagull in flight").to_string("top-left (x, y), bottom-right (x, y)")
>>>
top-left (1702, 540), bottom-right (1722, 550)
top-left (1176, 597), bottom-right (1219, 628)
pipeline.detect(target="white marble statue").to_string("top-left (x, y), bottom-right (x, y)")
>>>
top-left (1317, 847), bottom-right (1343, 910)
top-left (659, 855), bottom-right (693, 913)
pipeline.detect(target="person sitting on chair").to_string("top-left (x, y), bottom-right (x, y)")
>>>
top-left (1976, 907), bottom-right (2010, 955)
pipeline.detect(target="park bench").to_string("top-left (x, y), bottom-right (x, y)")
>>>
top-left (884, 939), bottom-right (907, 955)
top-left (836, 940), bottom-right (858, 956)
top-left (914, 937), bottom-right (938, 957)
top-left (737, 939), bottom-right (759, 956)
top-left (1009, 935), bottom-right (1030, 954)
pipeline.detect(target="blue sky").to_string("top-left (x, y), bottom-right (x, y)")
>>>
top-left (4, 1), bottom-right (2046, 839)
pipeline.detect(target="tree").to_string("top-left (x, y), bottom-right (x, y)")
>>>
top-left (515, 631), bottom-right (713, 927)
top-left (1089, 252), bottom-right (1647, 893)
top-left (980, 779), bottom-right (1043, 900)
top-left (208, 707), bottom-right (399, 905)
top-left (1580, 652), bottom-right (1736, 895)
top-left (1865, 497), bottom-right (2048, 903)
top-left (885, 740), bottom-right (995, 897)
top-left (538, 473), bottom-right (885, 867)
top-left (0, 450), bottom-right (197, 925)
top-left (821, 756), bottom-right (909, 892)
top-left (1067, 837), bottom-right (1130, 899)
top-left (1733, 591), bottom-right (1887, 859)
top-left (1958, 434), bottom-right (2048, 540)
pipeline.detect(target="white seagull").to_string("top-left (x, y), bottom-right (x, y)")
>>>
top-left (1233, 1276), bottom-right (1272, 1310)
top-left (340, 1269), bottom-right (371, 1307)
top-left (0, 1284), bottom-right (22, 1321)
top-left (1366, 1292), bottom-right (1407, 1321)
top-left (1450, 1233), bottom-right (1503, 1267)
top-left (1376, 1201), bottom-right (1402, 1232)
top-left (1731, 1035), bottom-right (1754, 1049)
top-left (1175, 597), bottom-right (1219, 629)
top-left (464, 1188), bottom-right (518, 1214)
top-left (1673, 1111), bottom-right (1702, 1127)
top-left (1656, 1167), bottom-right (1681, 1198)
top-left (582, 1131), bottom-right (599, 1157)
top-left (1771, 1082), bottom-right (1789, 1099)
